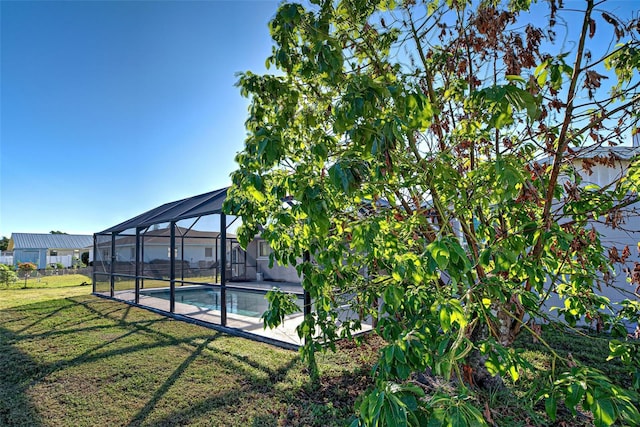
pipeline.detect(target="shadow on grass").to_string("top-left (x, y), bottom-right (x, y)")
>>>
top-left (139, 354), bottom-right (301, 427)
top-left (0, 296), bottom-right (215, 426)
top-left (70, 296), bottom-right (210, 345)
top-left (125, 336), bottom-right (218, 426)
top-left (0, 294), bottom-right (326, 426)
top-left (69, 295), bottom-right (303, 382)
top-left (0, 328), bottom-right (45, 426)
top-left (13, 303), bottom-right (74, 334)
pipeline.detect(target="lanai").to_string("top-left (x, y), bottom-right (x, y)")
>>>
top-left (92, 187), bottom-right (311, 348)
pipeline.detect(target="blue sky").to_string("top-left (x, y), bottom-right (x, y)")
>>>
top-left (1, 0), bottom-right (280, 237)
top-left (1, 1), bottom-right (636, 238)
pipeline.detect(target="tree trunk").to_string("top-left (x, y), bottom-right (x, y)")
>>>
top-left (467, 319), bottom-right (505, 390)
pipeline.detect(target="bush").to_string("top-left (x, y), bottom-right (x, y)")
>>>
top-left (0, 264), bottom-right (17, 287)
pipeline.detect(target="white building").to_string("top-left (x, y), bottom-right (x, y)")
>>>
top-left (553, 138), bottom-right (640, 313)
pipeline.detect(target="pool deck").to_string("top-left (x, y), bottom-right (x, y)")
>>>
top-left (95, 281), bottom-right (372, 348)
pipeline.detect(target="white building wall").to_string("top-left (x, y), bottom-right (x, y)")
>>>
top-left (114, 243), bottom-right (220, 267)
top-left (246, 238), bottom-right (302, 282)
top-left (46, 255), bottom-right (73, 267)
top-left (570, 157), bottom-right (639, 306)
top-left (572, 161), bottom-right (628, 189)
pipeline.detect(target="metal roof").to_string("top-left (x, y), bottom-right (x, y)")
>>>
top-left (574, 145), bottom-right (639, 161)
top-left (9, 233), bottom-right (93, 250)
top-left (99, 187), bottom-right (229, 234)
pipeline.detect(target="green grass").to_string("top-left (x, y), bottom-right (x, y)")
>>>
top-left (489, 324), bottom-right (638, 426)
top-left (0, 275), bottom-right (93, 309)
top-left (3, 273), bottom-right (91, 289)
top-left (0, 284), bottom-right (373, 426)
top-left (0, 282), bottom-right (635, 426)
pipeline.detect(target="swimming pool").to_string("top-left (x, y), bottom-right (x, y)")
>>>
top-left (139, 286), bottom-right (302, 318)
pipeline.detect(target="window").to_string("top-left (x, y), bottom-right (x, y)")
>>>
top-left (102, 249), bottom-right (109, 259)
top-left (167, 247), bottom-right (178, 258)
top-left (50, 250), bottom-right (58, 256)
top-left (130, 247), bottom-right (135, 260)
top-left (205, 247), bottom-right (213, 258)
top-left (258, 241), bottom-right (270, 258)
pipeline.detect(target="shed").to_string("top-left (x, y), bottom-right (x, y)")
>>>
top-left (8, 233), bottom-right (93, 269)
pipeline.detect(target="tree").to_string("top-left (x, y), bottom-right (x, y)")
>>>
top-left (81, 251), bottom-right (90, 266)
top-left (49, 231), bottom-right (68, 234)
top-left (17, 262), bottom-right (37, 288)
top-left (226, 0), bottom-right (640, 424)
top-left (0, 236), bottom-right (8, 252)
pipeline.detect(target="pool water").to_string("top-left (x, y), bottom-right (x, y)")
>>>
top-left (139, 287), bottom-right (301, 318)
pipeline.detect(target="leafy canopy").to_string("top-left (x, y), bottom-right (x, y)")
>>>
top-left (226, 0), bottom-right (640, 425)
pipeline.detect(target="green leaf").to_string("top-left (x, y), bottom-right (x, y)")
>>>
top-left (262, 288), bottom-right (300, 329)
top-left (565, 383), bottom-right (585, 413)
top-left (533, 58), bottom-right (551, 87)
top-left (448, 299), bottom-right (467, 328)
top-left (592, 398), bottom-right (616, 427)
top-left (383, 286), bottom-right (403, 309)
top-left (545, 396), bottom-right (558, 421)
top-left (280, 3), bottom-right (300, 21)
top-left (439, 307), bottom-right (451, 332)
top-left (509, 364), bottom-right (519, 382)
top-left (506, 74), bottom-right (526, 83)
top-left (428, 241), bottom-right (450, 270)
top-left (248, 185), bottom-right (266, 202)
top-left (479, 249), bottom-right (491, 267)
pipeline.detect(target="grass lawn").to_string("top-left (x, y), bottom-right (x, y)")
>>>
top-left (0, 278), bottom-right (635, 426)
top-left (0, 274), bottom-right (93, 309)
top-left (0, 281), bottom-right (374, 427)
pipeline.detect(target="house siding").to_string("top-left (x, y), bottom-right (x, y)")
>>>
top-left (9, 233), bottom-right (93, 269)
top-left (245, 238), bottom-right (302, 283)
top-left (574, 157), bottom-right (639, 305)
top-left (13, 249), bottom-right (44, 267)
